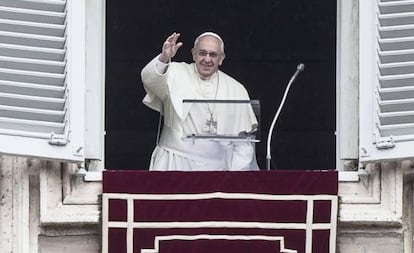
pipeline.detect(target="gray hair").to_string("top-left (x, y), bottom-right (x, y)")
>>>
top-left (193, 32), bottom-right (225, 53)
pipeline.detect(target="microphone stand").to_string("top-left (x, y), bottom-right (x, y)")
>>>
top-left (266, 64), bottom-right (305, 170)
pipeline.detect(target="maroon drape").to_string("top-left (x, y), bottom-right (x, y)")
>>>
top-left (103, 170), bottom-right (338, 253)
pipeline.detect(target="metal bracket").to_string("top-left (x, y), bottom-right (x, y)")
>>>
top-left (48, 132), bottom-right (69, 146)
top-left (375, 136), bottom-right (395, 150)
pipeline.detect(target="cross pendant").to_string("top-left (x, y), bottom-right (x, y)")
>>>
top-left (203, 113), bottom-right (217, 134)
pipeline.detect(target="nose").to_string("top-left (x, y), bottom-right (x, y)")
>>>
top-left (203, 55), bottom-right (213, 62)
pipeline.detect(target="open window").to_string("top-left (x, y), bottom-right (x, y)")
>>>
top-left (105, 1), bottom-right (337, 170)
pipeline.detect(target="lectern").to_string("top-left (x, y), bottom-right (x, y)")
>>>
top-left (180, 99), bottom-right (260, 142)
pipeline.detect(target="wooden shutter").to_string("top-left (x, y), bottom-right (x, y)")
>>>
top-left (0, 0), bottom-right (86, 162)
top-left (360, 0), bottom-right (414, 162)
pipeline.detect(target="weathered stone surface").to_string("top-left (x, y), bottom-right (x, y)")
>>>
top-left (39, 234), bottom-right (100, 253)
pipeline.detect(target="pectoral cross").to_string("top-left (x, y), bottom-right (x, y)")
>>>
top-left (203, 113), bottom-right (217, 135)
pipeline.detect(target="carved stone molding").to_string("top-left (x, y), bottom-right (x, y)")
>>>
top-left (339, 162), bottom-right (404, 226)
top-left (39, 161), bottom-right (102, 225)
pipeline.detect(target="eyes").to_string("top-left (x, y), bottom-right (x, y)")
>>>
top-left (196, 50), bottom-right (222, 59)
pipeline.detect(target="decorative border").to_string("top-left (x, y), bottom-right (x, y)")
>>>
top-left (141, 234), bottom-right (297, 253)
top-left (102, 192), bottom-right (338, 253)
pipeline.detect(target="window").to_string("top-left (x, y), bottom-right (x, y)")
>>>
top-left (105, 1), bottom-right (336, 170)
top-left (0, 0), bottom-right (104, 162)
top-left (360, 0), bottom-right (414, 163)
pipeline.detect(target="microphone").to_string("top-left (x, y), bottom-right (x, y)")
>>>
top-left (266, 63), bottom-right (305, 170)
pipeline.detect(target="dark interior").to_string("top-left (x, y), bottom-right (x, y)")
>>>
top-left (105, 0), bottom-right (337, 170)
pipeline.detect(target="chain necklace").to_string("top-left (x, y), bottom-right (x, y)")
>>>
top-left (197, 71), bottom-right (219, 134)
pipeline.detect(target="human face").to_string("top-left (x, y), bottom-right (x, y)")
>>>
top-left (192, 36), bottom-right (225, 79)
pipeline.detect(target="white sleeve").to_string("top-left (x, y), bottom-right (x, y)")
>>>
top-left (141, 55), bottom-right (170, 111)
top-left (229, 142), bottom-right (259, 171)
top-left (155, 57), bottom-right (169, 74)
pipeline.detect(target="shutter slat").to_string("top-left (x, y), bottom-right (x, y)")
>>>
top-left (0, 92), bottom-right (65, 110)
top-left (379, 24), bottom-right (414, 38)
top-left (0, 80), bottom-right (64, 97)
top-left (0, 104), bottom-right (64, 122)
top-left (378, 49), bottom-right (414, 63)
top-left (0, 116), bottom-right (64, 133)
top-left (0, 68), bottom-right (64, 86)
top-left (379, 12), bottom-right (414, 27)
top-left (379, 86), bottom-right (414, 100)
top-left (0, 0), bottom-right (66, 13)
top-left (379, 98), bottom-right (414, 112)
top-left (0, 43), bottom-right (64, 61)
top-left (0, 31), bottom-right (64, 49)
top-left (379, 1), bottom-right (414, 15)
top-left (0, 128), bottom-right (53, 139)
top-left (379, 37), bottom-right (414, 51)
top-left (379, 61), bottom-right (414, 75)
top-left (0, 6), bottom-right (65, 25)
top-left (378, 123), bottom-right (414, 136)
top-left (379, 110), bottom-right (414, 125)
top-left (379, 74), bottom-right (414, 88)
top-left (0, 18), bottom-right (65, 37)
top-left (0, 55), bottom-right (65, 73)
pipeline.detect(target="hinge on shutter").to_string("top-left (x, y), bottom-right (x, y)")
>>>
top-left (375, 136), bottom-right (395, 150)
top-left (48, 132), bottom-right (69, 146)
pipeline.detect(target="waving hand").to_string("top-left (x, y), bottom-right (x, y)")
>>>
top-left (159, 32), bottom-right (183, 63)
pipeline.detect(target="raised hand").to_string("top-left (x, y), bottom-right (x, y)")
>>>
top-left (159, 32), bottom-right (183, 63)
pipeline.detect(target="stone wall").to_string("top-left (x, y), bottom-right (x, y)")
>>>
top-left (0, 156), bottom-right (101, 253)
top-left (1, 155), bottom-right (413, 252)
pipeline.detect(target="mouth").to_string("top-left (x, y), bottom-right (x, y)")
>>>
top-left (200, 62), bottom-right (214, 69)
top-left (198, 61), bottom-right (215, 75)
top-left (201, 62), bottom-right (213, 66)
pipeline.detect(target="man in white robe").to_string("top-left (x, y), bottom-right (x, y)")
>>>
top-left (141, 32), bottom-right (259, 171)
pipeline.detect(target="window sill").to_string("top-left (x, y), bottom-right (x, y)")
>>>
top-left (338, 171), bottom-right (359, 182)
top-left (84, 171), bottom-right (103, 182)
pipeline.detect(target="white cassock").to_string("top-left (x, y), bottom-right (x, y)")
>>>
top-left (141, 55), bottom-right (259, 171)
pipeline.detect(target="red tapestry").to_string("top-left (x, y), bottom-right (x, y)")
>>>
top-left (102, 170), bottom-right (338, 253)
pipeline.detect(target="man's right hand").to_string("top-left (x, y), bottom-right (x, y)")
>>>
top-left (159, 32), bottom-right (183, 63)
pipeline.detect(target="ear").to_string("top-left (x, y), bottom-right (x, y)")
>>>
top-left (191, 48), bottom-right (197, 61)
top-left (219, 54), bottom-right (225, 66)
